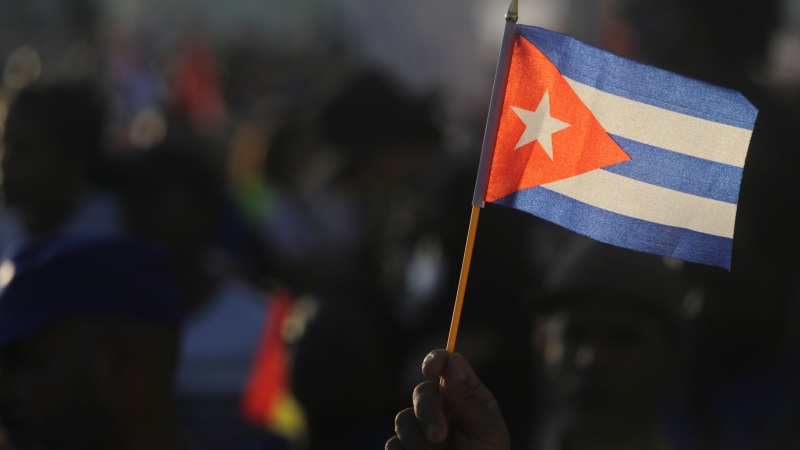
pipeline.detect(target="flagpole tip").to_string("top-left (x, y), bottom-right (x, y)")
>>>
top-left (505, 0), bottom-right (519, 22)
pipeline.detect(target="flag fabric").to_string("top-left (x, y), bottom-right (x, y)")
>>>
top-left (484, 25), bottom-right (757, 270)
top-left (241, 290), bottom-right (306, 440)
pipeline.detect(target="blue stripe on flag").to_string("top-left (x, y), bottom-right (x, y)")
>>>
top-left (605, 135), bottom-right (744, 204)
top-left (517, 25), bottom-right (758, 130)
top-left (494, 185), bottom-right (733, 269)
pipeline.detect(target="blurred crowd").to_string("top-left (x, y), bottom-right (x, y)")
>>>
top-left (1, 0), bottom-right (800, 450)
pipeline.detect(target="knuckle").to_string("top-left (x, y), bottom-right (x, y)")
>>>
top-left (394, 408), bottom-right (415, 431)
top-left (412, 381), bottom-right (437, 404)
top-left (385, 436), bottom-right (404, 450)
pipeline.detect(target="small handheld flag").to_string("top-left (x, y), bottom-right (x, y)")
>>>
top-left (445, 0), bottom-right (756, 355)
top-left (481, 25), bottom-right (757, 270)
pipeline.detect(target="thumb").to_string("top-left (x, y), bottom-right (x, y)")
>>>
top-left (440, 353), bottom-right (508, 443)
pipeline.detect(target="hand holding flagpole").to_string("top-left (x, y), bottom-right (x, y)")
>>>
top-left (445, 0), bottom-right (519, 356)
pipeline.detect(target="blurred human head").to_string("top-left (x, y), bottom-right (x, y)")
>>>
top-left (1, 82), bottom-right (107, 235)
top-left (320, 71), bottom-right (441, 168)
top-left (0, 237), bottom-right (183, 450)
top-left (534, 238), bottom-right (691, 435)
top-left (319, 72), bottom-right (443, 291)
top-left (319, 71), bottom-right (441, 206)
top-left (121, 135), bottom-right (224, 266)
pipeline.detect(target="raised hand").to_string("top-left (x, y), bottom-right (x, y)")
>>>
top-left (386, 349), bottom-right (510, 450)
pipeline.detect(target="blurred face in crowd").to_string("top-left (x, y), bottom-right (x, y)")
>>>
top-left (539, 298), bottom-right (680, 434)
top-left (0, 320), bottom-right (117, 450)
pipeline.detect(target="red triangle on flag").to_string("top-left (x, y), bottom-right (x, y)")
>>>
top-left (485, 35), bottom-right (631, 203)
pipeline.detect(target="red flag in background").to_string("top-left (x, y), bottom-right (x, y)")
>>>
top-left (241, 290), bottom-right (306, 440)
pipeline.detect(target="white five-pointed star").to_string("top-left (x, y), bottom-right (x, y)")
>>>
top-left (510, 91), bottom-right (571, 160)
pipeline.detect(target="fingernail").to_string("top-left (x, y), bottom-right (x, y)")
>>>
top-left (426, 423), bottom-right (441, 441)
top-left (458, 370), bottom-right (467, 381)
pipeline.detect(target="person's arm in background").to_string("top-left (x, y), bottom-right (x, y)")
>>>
top-left (386, 349), bottom-right (510, 450)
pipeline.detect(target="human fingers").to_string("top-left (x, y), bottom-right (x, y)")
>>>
top-left (421, 349), bottom-right (448, 378)
top-left (385, 436), bottom-right (404, 450)
top-left (393, 407), bottom-right (435, 450)
top-left (440, 353), bottom-right (509, 448)
top-left (412, 381), bottom-right (448, 444)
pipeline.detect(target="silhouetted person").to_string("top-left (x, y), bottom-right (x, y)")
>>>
top-left (121, 139), bottom-right (225, 315)
top-left (0, 82), bottom-right (121, 257)
top-left (530, 238), bottom-right (689, 450)
top-left (121, 139), bottom-right (285, 449)
top-left (0, 237), bottom-right (185, 450)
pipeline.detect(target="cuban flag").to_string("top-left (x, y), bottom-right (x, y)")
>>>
top-left (483, 25), bottom-right (758, 270)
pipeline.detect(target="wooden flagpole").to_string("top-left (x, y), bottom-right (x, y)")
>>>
top-left (445, 0), bottom-right (519, 355)
top-left (445, 204), bottom-right (481, 355)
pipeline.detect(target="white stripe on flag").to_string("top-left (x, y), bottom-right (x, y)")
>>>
top-left (541, 169), bottom-right (737, 238)
top-left (565, 78), bottom-right (752, 168)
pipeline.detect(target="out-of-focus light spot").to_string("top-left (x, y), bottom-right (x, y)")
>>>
top-left (662, 257), bottom-right (684, 271)
top-left (0, 261), bottom-right (15, 288)
top-left (543, 315), bottom-right (567, 366)
top-left (282, 296), bottom-right (319, 344)
top-left (405, 234), bottom-right (443, 306)
top-left (128, 108), bottom-right (167, 149)
top-left (766, 31), bottom-right (800, 90)
top-left (3, 46), bottom-right (41, 90)
top-left (681, 289), bottom-right (705, 320)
